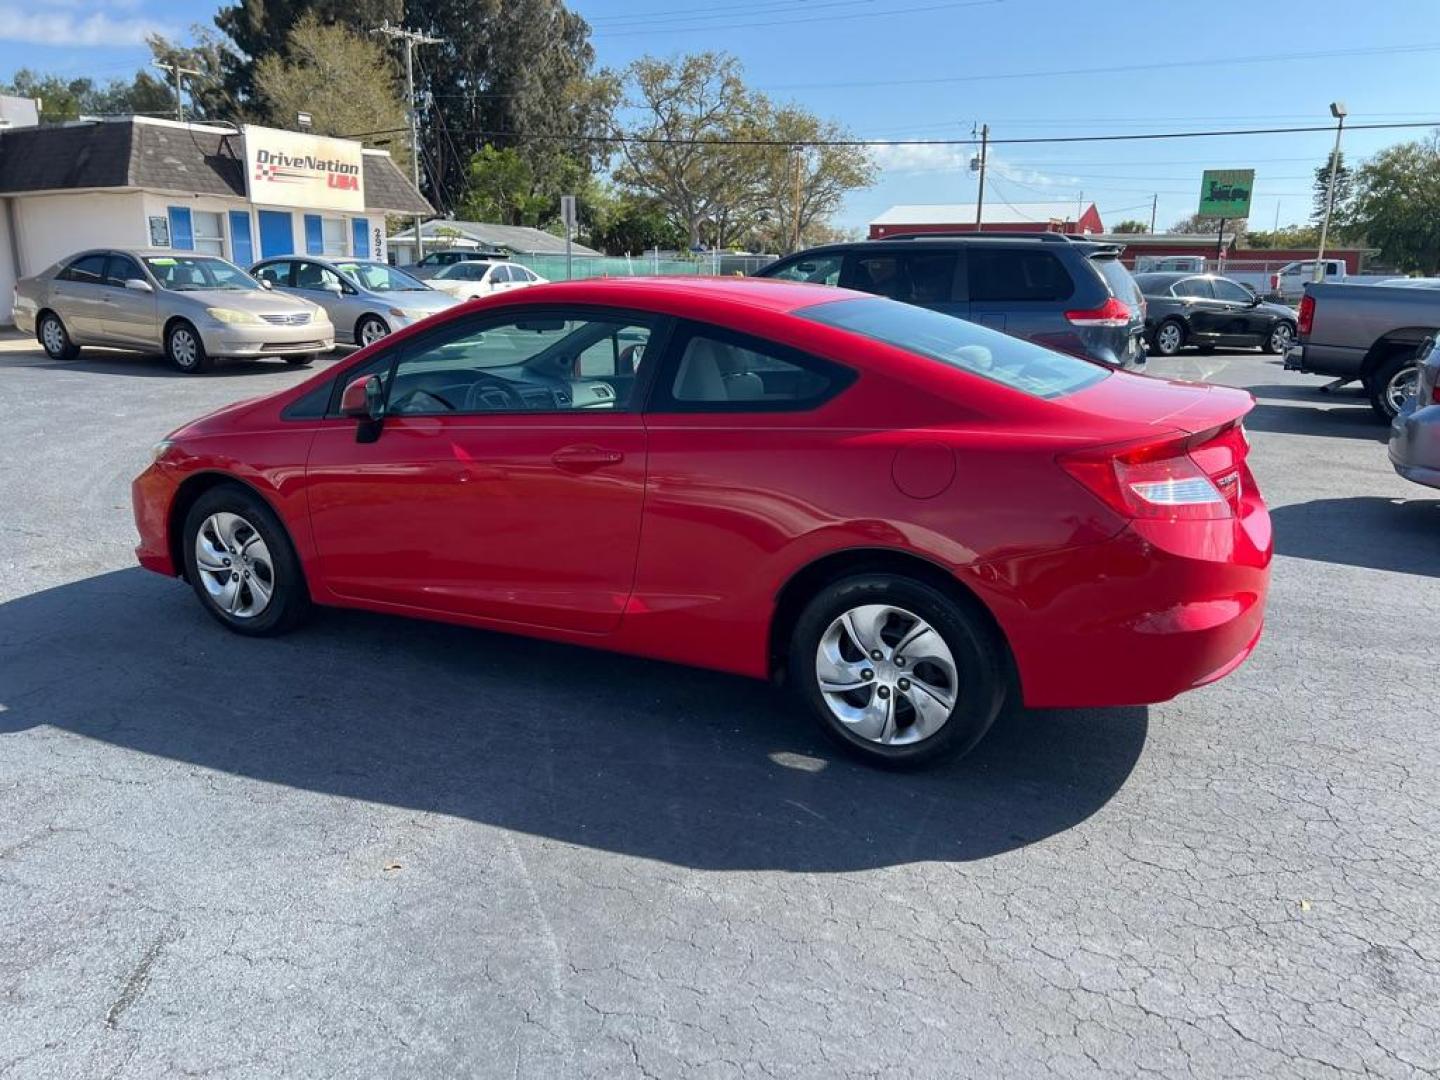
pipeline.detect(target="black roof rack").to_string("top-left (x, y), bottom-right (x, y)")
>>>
top-left (875, 231), bottom-right (1074, 243)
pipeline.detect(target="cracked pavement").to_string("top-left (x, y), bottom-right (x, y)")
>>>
top-left (1, 335), bottom-right (1437, 1078)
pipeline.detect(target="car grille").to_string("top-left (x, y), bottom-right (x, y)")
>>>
top-left (259, 312), bottom-right (312, 326)
top-left (263, 341), bottom-right (326, 351)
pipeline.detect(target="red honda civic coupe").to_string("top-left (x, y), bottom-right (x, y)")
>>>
top-left (133, 277), bottom-right (1271, 766)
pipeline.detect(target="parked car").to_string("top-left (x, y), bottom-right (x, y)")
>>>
top-left (1136, 272), bottom-right (1297, 357)
top-left (1285, 281), bottom-right (1440, 419)
top-left (427, 259), bottom-right (548, 301)
top-left (754, 233), bottom-right (1149, 369)
top-left (1389, 336), bottom-right (1440, 490)
top-left (402, 249), bottom-right (506, 281)
top-left (11, 249), bottom-right (333, 373)
top-left (251, 256), bottom-right (458, 347)
top-left (132, 278), bottom-right (1270, 768)
top-left (1270, 258), bottom-right (1345, 302)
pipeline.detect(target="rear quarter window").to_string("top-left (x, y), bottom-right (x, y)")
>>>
top-left (1093, 256), bottom-right (1144, 308)
top-left (968, 250), bottom-right (1074, 302)
top-left (800, 296), bottom-right (1107, 399)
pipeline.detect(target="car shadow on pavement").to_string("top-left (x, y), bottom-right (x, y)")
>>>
top-left (1240, 384), bottom-right (1390, 442)
top-left (0, 348), bottom-right (349, 379)
top-left (1270, 496), bottom-right (1440, 576)
top-left (0, 569), bottom-right (1148, 873)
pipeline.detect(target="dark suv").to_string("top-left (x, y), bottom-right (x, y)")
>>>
top-left (755, 233), bottom-right (1147, 368)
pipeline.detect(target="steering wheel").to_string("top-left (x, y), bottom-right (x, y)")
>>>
top-left (463, 373), bottom-right (528, 412)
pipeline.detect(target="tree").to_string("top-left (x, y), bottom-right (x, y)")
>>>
top-left (751, 102), bottom-right (874, 254)
top-left (1169, 213), bottom-right (1247, 237)
top-left (1349, 133), bottom-right (1440, 274)
top-left (214, 0), bottom-right (402, 106)
top-left (1111, 219), bottom-right (1148, 234)
top-left (1244, 224), bottom-right (1320, 250)
top-left (252, 16), bottom-right (411, 173)
top-left (455, 145), bottom-right (550, 225)
top-left (1311, 149), bottom-right (1355, 229)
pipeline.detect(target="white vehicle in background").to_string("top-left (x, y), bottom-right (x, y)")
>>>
top-left (1270, 259), bottom-right (1346, 302)
top-left (1135, 255), bottom-right (1206, 273)
top-left (427, 260), bottom-right (548, 300)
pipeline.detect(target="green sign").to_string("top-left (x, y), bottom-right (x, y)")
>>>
top-left (1198, 169), bottom-right (1255, 218)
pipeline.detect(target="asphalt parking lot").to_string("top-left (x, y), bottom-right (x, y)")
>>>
top-left (2, 333), bottom-right (1437, 1079)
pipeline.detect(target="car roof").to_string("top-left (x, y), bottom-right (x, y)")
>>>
top-left (482, 275), bottom-right (861, 315)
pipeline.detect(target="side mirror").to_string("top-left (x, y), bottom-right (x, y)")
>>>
top-left (124, 278), bottom-right (153, 293)
top-left (323, 281), bottom-right (344, 295)
top-left (340, 374), bottom-right (385, 421)
top-left (258, 279), bottom-right (274, 290)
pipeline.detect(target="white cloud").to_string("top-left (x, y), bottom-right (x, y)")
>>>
top-left (870, 143), bottom-right (967, 175)
top-left (0, 7), bottom-right (166, 47)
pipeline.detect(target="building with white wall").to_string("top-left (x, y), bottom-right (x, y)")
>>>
top-left (0, 116), bottom-right (431, 325)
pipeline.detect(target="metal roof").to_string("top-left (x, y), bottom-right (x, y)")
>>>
top-left (389, 219), bottom-right (602, 257)
top-left (872, 201), bottom-right (1095, 226)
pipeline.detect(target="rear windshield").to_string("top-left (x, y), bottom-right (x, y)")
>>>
top-left (1094, 256), bottom-right (1143, 308)
top-left (800, 296), bottom-right (1108, 399)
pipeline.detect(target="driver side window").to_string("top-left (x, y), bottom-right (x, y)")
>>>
top-left (386, 311), bottom-right (656, 416)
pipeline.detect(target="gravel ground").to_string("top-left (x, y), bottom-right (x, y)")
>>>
top-left (1, 333), bottom-right (1437, 1079)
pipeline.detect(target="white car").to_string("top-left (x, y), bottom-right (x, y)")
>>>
top-left (428, 260), bottom-right (547, 300)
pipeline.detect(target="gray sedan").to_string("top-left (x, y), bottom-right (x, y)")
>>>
top-left (251, 257), bottom-right (458, 346)
top-left (12, 249), bottom-right (334, 373)
top-left (1389, 337), bottom-right (1440, 490)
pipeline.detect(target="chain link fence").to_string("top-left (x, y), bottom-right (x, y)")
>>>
top-left (509, 253), bottom-right (777, 281)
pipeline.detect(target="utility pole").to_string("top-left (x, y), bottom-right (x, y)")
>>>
top-left (972, 123), bottom-right (989, 230)
top-left (1150, 193), bottom-right (1158, 234)
top-left (791, 144), bottom-right (804, 252)
top-left (1315, 101), bottom-right (1347, 283)
top-left (371, 21), bottom-right (444, 261)
top-left (153, 60), bottom-right (204, 123)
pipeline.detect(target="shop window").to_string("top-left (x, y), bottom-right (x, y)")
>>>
top-left (167, 206), bottom-right (193, 250)
top-left (304, 214), bottom-right (348, 257)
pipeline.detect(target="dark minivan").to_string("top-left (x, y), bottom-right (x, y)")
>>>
top-left (755, 233), bottom-right (1147, 369)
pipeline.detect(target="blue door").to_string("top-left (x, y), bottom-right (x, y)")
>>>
top-left (304, 214), bottom-right (325, 256)
top-left (167, 206), bottom-right (194, 251)
top-left (229, 211), bottom-right (255, 267)
top-left (351, 217), bottom-right (370, 258)
top-left (258, 211), bottom-right (295, 258)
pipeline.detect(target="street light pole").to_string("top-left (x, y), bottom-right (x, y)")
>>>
top-left (1314, 101), bottom-right (1347, 284)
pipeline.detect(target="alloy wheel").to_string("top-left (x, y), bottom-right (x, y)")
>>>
top-left (815, 604), bottom-right (958, 746)
top-left (194, 512), bottom-right (275, 619)
top-left (359, 318), bottom-right (389, 346)
top-left (1156, 323), bottom-right (1183, 355)
top-left (1385, 365), bottom-right (1419, 416)
top-left (1269, 323), bottom-right (1293, 352)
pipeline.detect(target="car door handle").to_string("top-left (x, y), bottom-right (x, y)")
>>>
top-left (551, 444), bottom-right (625, 471)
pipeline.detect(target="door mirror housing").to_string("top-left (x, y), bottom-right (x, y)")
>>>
top-left (124, 278), bottom-right (153, 293)
top-left (340, 374), bottom-right (385, 421)
top-left (323, 281), bottom-right (344, 295)
top-left (258, 279), bottom-right (274, 290)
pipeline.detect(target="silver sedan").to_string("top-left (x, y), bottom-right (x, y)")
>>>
top-left (1389, 337), bottom-right (1440, 490)
top-left (251, 257), bottom-right (458, 346)
top-left (12, 249), bottom-right (333, 373)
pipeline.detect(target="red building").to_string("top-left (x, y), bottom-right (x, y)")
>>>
top-left (869, 201), bottom-right (1105, 239)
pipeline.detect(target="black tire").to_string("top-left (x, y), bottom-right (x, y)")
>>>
top-left (182, 484), bottom-right (311, 636)
top-left (166, 319), bottom-right (212, 373)
top-left (283, 353), bottom-right (317, 367)
top-left (1262, 320), bottom-right (1296, 355)
top-left (1365, 349), bottom-right (1421, 421)
top-left (355, 315), bottom-right (390, 348)
top-left (788, 574), bottom-right (1008, 768)
top-left (1151, 319), bottom-right (1186, 356)
top-left (37, 312), bottom-right (80, 361)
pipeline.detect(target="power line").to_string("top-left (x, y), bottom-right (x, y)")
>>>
top-left (592, 0), bottom-right (1001, 35)
top-left (340, 117), bottom-right (1440, 148)
top-left (587, 0), bottom-right (900, 27)
top-left (761, 40), bottom-right (1440, 91)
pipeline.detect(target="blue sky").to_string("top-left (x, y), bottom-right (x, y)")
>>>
top-left (3, 0), bottom-right (1439, 232)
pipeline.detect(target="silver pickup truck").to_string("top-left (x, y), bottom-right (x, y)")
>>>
top-left (1285, 282), bottom-right (1440, 419)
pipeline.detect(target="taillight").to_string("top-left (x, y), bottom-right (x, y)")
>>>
top-left (1297, 294), bottom-right (1315, 337)
top-left (1270, 273), bottom-right (1280, 290)
top-left (1065, 297), bottom-right (1132, 327)
top-left (1061, 425), bottom-right (1250, 521)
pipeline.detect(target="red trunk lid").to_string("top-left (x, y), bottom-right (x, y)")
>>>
top-left (1060, 370), bottom-right (1254, 435)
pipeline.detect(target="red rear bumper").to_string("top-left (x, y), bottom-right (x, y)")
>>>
top-left (976, 498), bottom-right (1272, 709)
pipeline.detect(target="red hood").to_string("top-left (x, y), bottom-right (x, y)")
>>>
top-left (166, 394), bottom-right (272, 440)
top-left (1061, 369), bottom-right (1254, 436)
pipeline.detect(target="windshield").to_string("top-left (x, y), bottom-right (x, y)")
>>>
top-left (800, 296), bottom-right (1108, 399)
top-left (143, 256), bottom-right (257, 292)
top-left (336, 261), bottom-right (430, 292)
